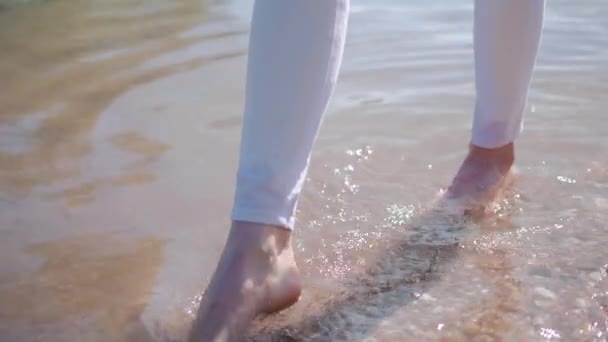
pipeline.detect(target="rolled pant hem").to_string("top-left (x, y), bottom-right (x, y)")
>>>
top-left (231, 208), bottom-right (295, 230)
top-left (471, 126), bottom-right (522, 149)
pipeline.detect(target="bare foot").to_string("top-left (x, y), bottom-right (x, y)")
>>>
top-left (188, 222), bottom-right (302, 342)
top-left (440, 143), bottom-right (515, 216)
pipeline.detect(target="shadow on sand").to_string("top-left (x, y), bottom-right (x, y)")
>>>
top-left (248, 195), bottom-right (519, 341)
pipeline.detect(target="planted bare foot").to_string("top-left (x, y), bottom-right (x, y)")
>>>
top-left (440, 142), bottom-right (515, 216)
top-left (188, 222), bottom-right (302, 342)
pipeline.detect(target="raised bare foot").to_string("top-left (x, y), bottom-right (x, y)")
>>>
top-left (188, 222), bottom-right (302, 342)
top-left (440, 143), bottom-right (515, 216)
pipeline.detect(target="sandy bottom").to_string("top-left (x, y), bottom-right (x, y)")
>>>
top-left (1, 0), bottom-right (607, 340)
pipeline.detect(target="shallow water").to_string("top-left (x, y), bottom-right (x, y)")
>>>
top-left (1, 0), bottom-right (607, 341)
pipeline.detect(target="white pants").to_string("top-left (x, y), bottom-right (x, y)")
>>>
top-left (232, 0), bottom-right (545, 230)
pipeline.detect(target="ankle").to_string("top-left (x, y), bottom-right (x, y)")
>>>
top-left (468, 142), bottom-right (515, 168)
top-left (227, 221), bottom-right (293, 260)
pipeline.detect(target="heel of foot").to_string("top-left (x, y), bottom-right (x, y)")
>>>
top-left (261, 268), bottom-right (302, 314)
top-left (261, 288), bottom-right (301, 314)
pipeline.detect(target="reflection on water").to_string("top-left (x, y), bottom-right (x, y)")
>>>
top-left (0, 0), bottom-right (243, 197)
top-left (1, 0), bottom-right (608, 340)
top-left (0, 235), bottom-right (164, 341)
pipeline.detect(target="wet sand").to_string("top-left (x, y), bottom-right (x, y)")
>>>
top-left (1, 0), bottom-right (607, 341)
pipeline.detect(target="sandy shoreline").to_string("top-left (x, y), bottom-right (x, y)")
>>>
top-left (1, 0), bottom-right (607, 340)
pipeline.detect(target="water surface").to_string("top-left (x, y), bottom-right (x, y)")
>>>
top-left (1, 0), bottom-right (607, 341)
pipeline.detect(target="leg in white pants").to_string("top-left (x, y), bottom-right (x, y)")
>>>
top-left (472, 0), bottom-right (545, 148)
top-left (232, 0), bottom-right (349, 230)
top-left (232, 0), bottom-right (544, 230)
